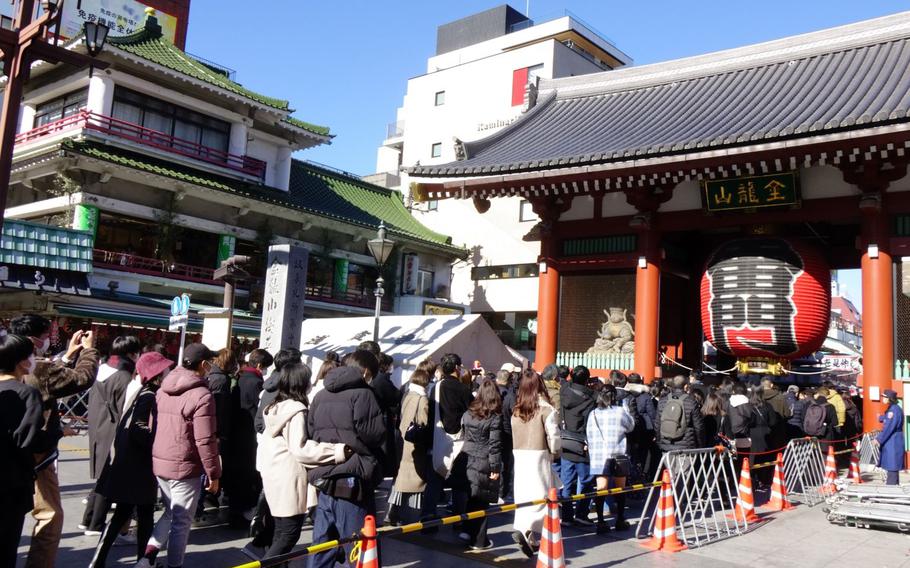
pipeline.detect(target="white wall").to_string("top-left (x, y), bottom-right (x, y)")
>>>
top-left (246, 135), bottom-right (280, 187)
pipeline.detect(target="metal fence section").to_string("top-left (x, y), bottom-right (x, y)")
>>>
top-left (555, 351), bottom-right (634, 371)
top-left (782, 437), bottom-right (826, 506)
top-left (858, 431), bottom-right (881, 467)
top-left (635, 447), bottom-right (745, 548)
top-left (58, 391), bottom-right (90, 430)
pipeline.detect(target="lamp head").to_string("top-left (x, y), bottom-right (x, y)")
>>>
top-left (83, 20), bottom-right (110, 57)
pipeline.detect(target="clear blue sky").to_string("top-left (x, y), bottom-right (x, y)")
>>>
top-left (185, 0), bottom-right (910, 178)
top-left (182, 0), bottom-right (901, 312)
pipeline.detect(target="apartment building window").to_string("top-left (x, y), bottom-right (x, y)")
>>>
top-left (431, 142), bottom-right (442, 158)
top-left (33, 89), bottom-right (88, 128)
top-left (472, 263), bottom-right (540, 281)
top-left (519, 199), bottom-right (538, 222)
top-left (511, 63), bottom-right (544, 106)
top-left (434, 91), bottom-right (445, 106)
top-left (111, 87), bottom-right (231, 155)
top-left (417, 269), bottom-right (434, 296)
top-left (427, 200), bottom-right (439, 211)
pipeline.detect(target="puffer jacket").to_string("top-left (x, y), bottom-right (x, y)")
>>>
top-left (206, 364), bottom-right (232, 444)
top-left (255, 371), bottom-right (280, 435)
top-left (462, 411), bottom-right (502, 502)
top-left (256, 399), bottom-right (345, 517)
top-left (152, 367), bottom-right (221, 481)
top-left (559, 381), bottom-right (596, 462)
top-left (307, 366), bottom-right (387, 490)
top-left (656, 389), bottom-right (705, 451)
top-left (635, 391), bottom-right (658, 434)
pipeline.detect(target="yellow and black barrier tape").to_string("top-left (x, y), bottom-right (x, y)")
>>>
top-left (229, 481), bottom-right (662, 568)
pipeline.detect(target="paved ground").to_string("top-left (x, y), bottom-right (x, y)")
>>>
top-left (16, 435), bottom-right (910, 567)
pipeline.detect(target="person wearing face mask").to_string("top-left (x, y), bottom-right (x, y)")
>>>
top-left (307, 350), bottom-right (387, 568)
top-left (88, 351), bottom-right (174, 567)
top-left (0, 334), bottom-right (46, 568)
top-left (81, 335), bottom-right (142, 536)
top-left (10, 314), bottom-right (99, 568)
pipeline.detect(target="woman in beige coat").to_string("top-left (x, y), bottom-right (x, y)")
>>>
top-left (389, 369), bottom-right (431, 523)
top-left (256, 363), bottom-right (349, 558)
top-left (510, 369), bottom-right (561, 558)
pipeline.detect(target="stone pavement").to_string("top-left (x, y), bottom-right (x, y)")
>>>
top-left (17, 435), bottom-right (910, 567)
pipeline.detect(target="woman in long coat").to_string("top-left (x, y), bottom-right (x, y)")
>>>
top-left (510, 370), bottom-right (560, 558)
top-left (389, 369), bottom-right (431, 523)
top-left (89, 351), bottom-right (174, 567)
top-left (876, 389), bottom-right (905, 486)
top-left (460, 379), bottom-right (502, 550)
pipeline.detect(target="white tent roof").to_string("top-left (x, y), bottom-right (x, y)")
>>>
top-left (298, 314), bottom-right (527, 387)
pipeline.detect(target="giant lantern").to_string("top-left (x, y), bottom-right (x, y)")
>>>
top-left (700, 238), bottom-right (830, 375)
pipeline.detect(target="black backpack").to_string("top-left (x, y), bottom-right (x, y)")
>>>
top-left (660, 394), bottom-right (689, 441)
top-left (803, 403), bottom-right (827, 437)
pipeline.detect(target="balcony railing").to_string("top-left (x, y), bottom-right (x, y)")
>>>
top-left (93, 248), bottom-right (217, 284)
top-left (386, 120), bottom-right (404, 139)
top-left (306, 284), bottom-right (394, 311)
top-left (16, 111), bottom-right (267, 179)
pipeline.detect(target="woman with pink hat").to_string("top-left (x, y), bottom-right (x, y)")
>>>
top-left (88, 351), bottom-right (174, 567)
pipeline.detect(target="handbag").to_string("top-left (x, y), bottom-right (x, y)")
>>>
top-left (404, 396), bottom-right (430, 444)
top-left (431, 380), bottom-right (464, 479)
top-left (559, 429), bottom-right (587, 458)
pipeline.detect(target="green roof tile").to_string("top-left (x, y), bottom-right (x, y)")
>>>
top-left (61, 140), bottom-right (462, 254)
top-left (104, 15), bottom-right (330, 138)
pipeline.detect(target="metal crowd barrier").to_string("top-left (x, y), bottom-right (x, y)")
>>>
top-left (858, 430), bottom-right (882, 469)
top-left (58, 391), bottom-right (90, 430)
top-left (782, 437), bottom-right (827, 506)
top-left (635, 446), bottom-right (745, 548)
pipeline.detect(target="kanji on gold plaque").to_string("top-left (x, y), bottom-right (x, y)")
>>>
top-left (702, 172), bottom-right (800, 213)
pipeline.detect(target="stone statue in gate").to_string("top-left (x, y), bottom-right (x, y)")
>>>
top-left (587, 307), bottom-right (635, 354)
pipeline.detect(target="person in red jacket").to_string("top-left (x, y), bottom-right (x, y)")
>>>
top-left (136, 343), bottom-right (221, 568)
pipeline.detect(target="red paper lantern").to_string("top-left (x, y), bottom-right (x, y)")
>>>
top-left (700, 238), bottom-right (830, 360)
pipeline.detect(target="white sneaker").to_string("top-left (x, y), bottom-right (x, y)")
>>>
top-left (77, 523), bottom-right (88, 530)
top-left (84, 529), bottom-right (102, 537)
top-left (115, 532), bottom-right (137, 546)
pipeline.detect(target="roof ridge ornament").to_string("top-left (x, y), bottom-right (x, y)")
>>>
top-left (523, 76), bottom-right (539, 112)
top-left (142, 7), bottom-right (163, 40)
top-left (453, 137), bottom-right (467, 161)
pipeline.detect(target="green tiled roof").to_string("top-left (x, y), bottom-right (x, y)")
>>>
top-left (61, 140), bottom-right (462, 254)
top-left (104, 16), bottom-right (330, 138)
top-left (0, 219), bottom-right (94, 272)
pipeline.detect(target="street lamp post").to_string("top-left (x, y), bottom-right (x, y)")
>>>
top-left (367, 222), bottom-right (395, 343)
top-left (0, 0), bottom-right (109, 233)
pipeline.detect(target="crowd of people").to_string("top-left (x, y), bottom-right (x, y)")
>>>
top-left (0, 312), bottom-right (899, 567)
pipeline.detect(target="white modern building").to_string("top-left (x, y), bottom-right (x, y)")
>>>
top-left (368, 5), bottom-right (630, 359)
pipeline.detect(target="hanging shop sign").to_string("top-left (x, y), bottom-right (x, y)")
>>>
top-left (700, 237), bottom-right (830, 360)
top-left (701, 172), bottom-right (800, 213)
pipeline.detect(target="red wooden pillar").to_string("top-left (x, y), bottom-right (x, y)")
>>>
top-left (535, 240), bottom-right (559, 371)
top-left (634, 224), bottom-right (661, 379)
top-left (860, 195), bottom-right (894, 433)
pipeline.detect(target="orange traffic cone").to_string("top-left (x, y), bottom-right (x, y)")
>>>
top-left (821, 445), bottom-right (838, 495)
top-left (850, 442), bottom-right (863, 484)
top-left (642, 469), bottom-right (687, 552)
top-left (355, 515), bottom-right (379, 568)
top-left (766, 453), bottom-right (794, 511)
top-left (536, 488), bottom-right (566, 568)
top-left (730, 457), bottom-right (759, 523)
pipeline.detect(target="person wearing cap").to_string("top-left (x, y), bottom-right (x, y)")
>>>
top-left (89, 351), bottom-right (174, 567)
top-left (874, 389), bottom-right (905, 485)
top-left (136, 343), bottom-right (221, 568)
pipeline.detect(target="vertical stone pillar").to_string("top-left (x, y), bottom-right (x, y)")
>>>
top-left (274, 145), bottom-right (293, 191)
top-left (229, 121), bottom-right (248, 157)
top-left (535, 237), bottom-right (559, 371)
top-left (860, 195), bottom-right (894, 433)
top-left (259, 244), bottom-right (309, 356)
top-left (86, 73), bottom-right (114, 116)
top-left (633, 222), bottom-right (661, 379)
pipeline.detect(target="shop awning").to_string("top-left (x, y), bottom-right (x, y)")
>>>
top-left (55, 300), bottom-right (262, 336)
top-left (0, 265), bottom-right (90, 295)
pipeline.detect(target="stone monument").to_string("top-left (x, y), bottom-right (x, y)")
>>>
top-left (259, 244), bottom-right (308, 356)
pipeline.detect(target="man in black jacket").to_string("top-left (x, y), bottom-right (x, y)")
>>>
top-left (308, 351), bottom-right (386, 568)
top-left (559, 365), bottom-right (597, 524)
top-left (656, 375), bottom-right (706, 451)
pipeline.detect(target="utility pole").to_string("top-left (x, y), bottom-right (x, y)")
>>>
top-left (0, 0), bottom-right (108, 232)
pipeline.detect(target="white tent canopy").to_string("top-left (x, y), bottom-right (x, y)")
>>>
top-left (298, 314), bottom-right (527, 387)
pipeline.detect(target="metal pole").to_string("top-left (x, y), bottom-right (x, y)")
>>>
top-left (373, 275), bottom-right (384, 343)
top-left (223, 279), bottom-right (235, 346)
top-left (177, 324), bottom-right (187, 366)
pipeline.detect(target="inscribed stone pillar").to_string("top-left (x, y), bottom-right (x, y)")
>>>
top-left (259, 244), bottom-right (308, 356)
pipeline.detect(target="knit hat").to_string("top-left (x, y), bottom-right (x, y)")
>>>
top-left (136, 351), bottom-right (174, 384)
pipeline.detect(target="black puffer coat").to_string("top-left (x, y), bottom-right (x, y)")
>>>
top-left (307, 366), bottom-right (387, 490)
top-left (656, 389), bottom-right (706, 451)
top-left (559, 381), bottom-right (597, 462)
top-left (206, 364), bottom-right (232, 445)
top-left (97, 384), bottom-right (158, 505)
top-left (462, 411), bottom-right (502, 502)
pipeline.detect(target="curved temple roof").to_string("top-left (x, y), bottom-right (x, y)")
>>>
top-left (410, 11), bottom-right (910, 178)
